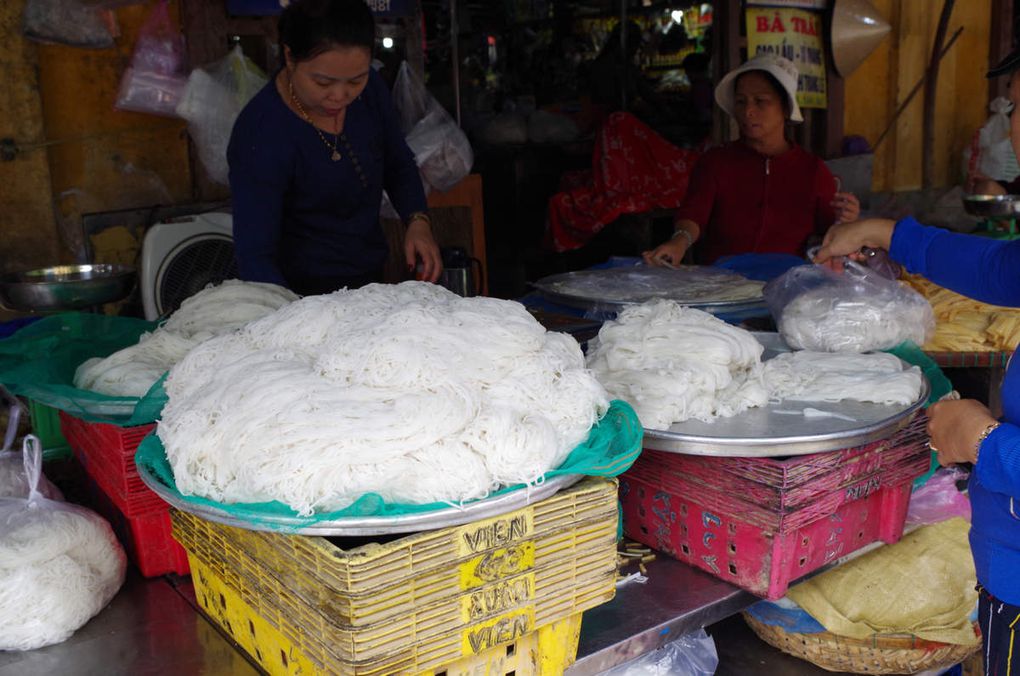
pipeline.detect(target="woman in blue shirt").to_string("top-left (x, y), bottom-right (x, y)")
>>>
top-left (228, 0), bottom-right (442, 295)
top-left (816, 212), bottom-right (1020, 674)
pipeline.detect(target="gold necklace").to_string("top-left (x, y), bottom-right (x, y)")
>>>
top-left (289, 78), bottom-right (341, 161)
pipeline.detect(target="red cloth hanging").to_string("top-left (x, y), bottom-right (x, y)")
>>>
top-left (546, 112), bottom-right (700, 252)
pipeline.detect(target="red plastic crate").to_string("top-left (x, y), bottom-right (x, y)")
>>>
top-left (620, 419), bottom-right (930, 599)
top-left (59, 412), bottom-right (160, 513)
top-left (82, 472), bottom-right (190, 578)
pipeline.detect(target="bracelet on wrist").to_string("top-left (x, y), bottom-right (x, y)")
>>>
top-left (672, 228), bottom-right (694, 247)
top-left (407, 211), bottom-right (431, 228)
top-left (975, 422), bottom-right (1001, 464)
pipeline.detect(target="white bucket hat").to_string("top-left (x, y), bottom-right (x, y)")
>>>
top-left (714, 55), bottom-right (803, 123)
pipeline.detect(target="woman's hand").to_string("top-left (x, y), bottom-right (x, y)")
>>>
top-left (642, 239), bottom-right (688, 268)
top-left (831, 192), bottom-right (860, 224)
top-left (926, 398), bottom-right (998, 465)
top-left (813, 218), bottom-right (896, 266)
top-left (404, 219), bottom-right (442, 282)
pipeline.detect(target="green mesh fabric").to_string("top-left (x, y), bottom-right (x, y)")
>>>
top-left (135, 399), bottom-right (643, 529)
top-left (0, 313), bottom-right (164, 426)
top-left (883, 342), bottom-right (953, 488)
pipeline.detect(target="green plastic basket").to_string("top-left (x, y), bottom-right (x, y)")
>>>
top-left (28, 399), bottom-right (72, 461)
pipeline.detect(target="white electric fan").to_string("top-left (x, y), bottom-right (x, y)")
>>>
top-left (140, 212), bottom-right (238, 320)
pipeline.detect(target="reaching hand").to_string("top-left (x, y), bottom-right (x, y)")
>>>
top-left (926, 398), bottom-right (998, 466)
top-left (404, 220), bottom-right (442, 283)
top-left (813, 218), bottom-right (896, 266)
top-left (641, 238), bottom-right (689, 269)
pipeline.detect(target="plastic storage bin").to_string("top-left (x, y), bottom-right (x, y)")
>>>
top-left (28, 400), bottom-right (71, 461)
top-left (171, 476), bottom-right (620, 674)
top-left (620, 416), bottom-right (930, 599)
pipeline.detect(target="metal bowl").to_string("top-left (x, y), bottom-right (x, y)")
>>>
top-left (0, 264), bottom-right (136, 312)
top-left (962, 194), bottom-right (1020, 219)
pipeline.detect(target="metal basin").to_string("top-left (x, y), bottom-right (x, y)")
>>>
top-left (0, 264), bottom-right (136, 312)
top-left (962, 194), bottom-right (1020, 219)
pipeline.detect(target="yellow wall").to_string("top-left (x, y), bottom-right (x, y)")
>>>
top-left (844, 0), bottom-right (992, 192)
top-left (0, 0), bottom-right (193, 318)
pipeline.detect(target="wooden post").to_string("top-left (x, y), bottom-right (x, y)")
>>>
top-left (988, 0), bottom-right (1014, 103)
top-left (921, 0), bottom-right (955, 191)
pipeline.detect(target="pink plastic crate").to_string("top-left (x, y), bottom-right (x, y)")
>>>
top-left (643, 414), bottom-right (928, 511)
top-left (83, 472), bottom-right (190, 578)
top-left (59, 412), bottom-right (162, 514)
top-left (620, 418), bottom-right (931, 599)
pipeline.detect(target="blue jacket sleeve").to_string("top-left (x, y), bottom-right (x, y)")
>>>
top-left (227, 104), bottom-right (292, 287)
top-left (368, 71), bottom-right (427, 223)
top-left (890, 216), bottom-right (1020, 307)
top-left (975, 423), bottom-right (1020, 497)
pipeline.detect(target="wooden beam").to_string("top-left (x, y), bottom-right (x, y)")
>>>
top-left (988, 0), bottom-right (1014, 103)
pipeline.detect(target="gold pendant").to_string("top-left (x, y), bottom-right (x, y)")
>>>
top-left (331, 150), bottom-right (341, 161)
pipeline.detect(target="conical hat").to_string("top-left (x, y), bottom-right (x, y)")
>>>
top-left (832, 0), bottom-right (891, 77)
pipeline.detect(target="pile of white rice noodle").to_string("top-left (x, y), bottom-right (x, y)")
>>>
top-left (0, 437), bottom-right (125, 651)
top-left (586, 300), bottom-right (924, 430)
top-left (158, 282), bottom-right (609, 516)
top-left (73, 280), bottom-right (298, 397)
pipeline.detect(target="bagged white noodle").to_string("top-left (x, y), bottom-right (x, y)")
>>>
top-left (585, 301), bottom-right (768, 429)
top-left (764, 263), bottom-right (934, 352)
top-left (0, 436), bottom-right (125, 651)
top-left (158, 282), bottom-right (609, 515)
top-left (74, 280), bottom-right (298, 397)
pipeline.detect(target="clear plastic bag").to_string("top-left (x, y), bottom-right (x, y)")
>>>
top-left (23, 0), bottom-right (114, 48)
top-left (963, 97), bottom-right (1019, 183)
top-left (392, 61), bottom-right (473, 192)
top-left (764, 262), bottom-right (935, 352)
top-left (599, 629), bottom-right (719, 676)
top-left (175, 45), bottom-right (267, 185)
top-left (114, 0), bottom-right (188, 117)
top-left (0, 436), bottom-right (125, 651)
top-left (0, 387), bottom-right (62, 500)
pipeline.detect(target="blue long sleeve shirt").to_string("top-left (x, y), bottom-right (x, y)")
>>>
top-left (227, 69), bottom-right (427, 294)
top-left (891, 216), bottom-right (1020, 605)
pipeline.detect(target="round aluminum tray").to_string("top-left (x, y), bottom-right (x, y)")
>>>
top-left (532, 268), bottom-right (767, 315)
top-left (642, 333), bottom-right (930, 457)
top-left (137, 462), bottom-right (582, 536)
top-left (962, 194), bottom-right (1020, 220)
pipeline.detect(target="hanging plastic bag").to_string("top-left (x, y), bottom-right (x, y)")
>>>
top-left (764, 262), bottom-right (934, 352)
top-left (23, 0), bottom-right (115, 48)
top-left (0, 436), bottom-right (126, 651)
top-left (392, 61), bottom-right (473, 192)
top-left (114, 0), bottom-right (188, 117)
top-left (963, 97), bottom-right (1020, 184)
top-left (0, 386), bottom-right (62, 499)
top-left (599, 629), bottom-right (719, 675)
top-left (176, 45), bottom-right (268, 185)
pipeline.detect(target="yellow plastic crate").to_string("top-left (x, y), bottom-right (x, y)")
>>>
top-left (172, 477), bottom-right (618, 674)
top-left (190, 555), bottom-right (582, 675)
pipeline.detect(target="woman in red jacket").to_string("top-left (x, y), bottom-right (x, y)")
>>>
top-left (643, 55), bottom-right (859, 267)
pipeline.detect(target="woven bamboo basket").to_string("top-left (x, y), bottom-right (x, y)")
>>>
top-left (743, 611), bottom-right (981, 674)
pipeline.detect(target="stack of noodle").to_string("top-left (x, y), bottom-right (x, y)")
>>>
top-left (585, 301), bottom-right (768, 429)
top-left (74, 280), bottom-right (298, 397)
top-left (904, 273), bottom-right (1020, 352)
top-left (586, 301), bottom-right (925, 430)
top-left (158, 282), bottom-right (609, 516)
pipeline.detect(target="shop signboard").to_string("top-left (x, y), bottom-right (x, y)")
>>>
top-left (227, 0), bottom-right (413, 17)
top-left (745, 7), bottom-right (827, 109)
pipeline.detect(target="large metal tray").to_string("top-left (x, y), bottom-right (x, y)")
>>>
top-left (532, 267), bottom-right (767, 315)
top-left (642, 333), bottom-right (930, 457)
top-left (137, 461), bottom-right (582, 536)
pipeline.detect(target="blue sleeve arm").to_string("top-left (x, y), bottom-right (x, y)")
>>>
top-left (975, 423), bottom-right (1020, 497)
top-left (371, 71), bottom-right (428, 223)
top-left (227, 116), bottom-right (290, 287)
top-left (890, 216), bottom-right (1020, 307)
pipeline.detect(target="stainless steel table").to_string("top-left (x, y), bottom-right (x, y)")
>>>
top-left (568, 558), bottom-right (755, 674)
